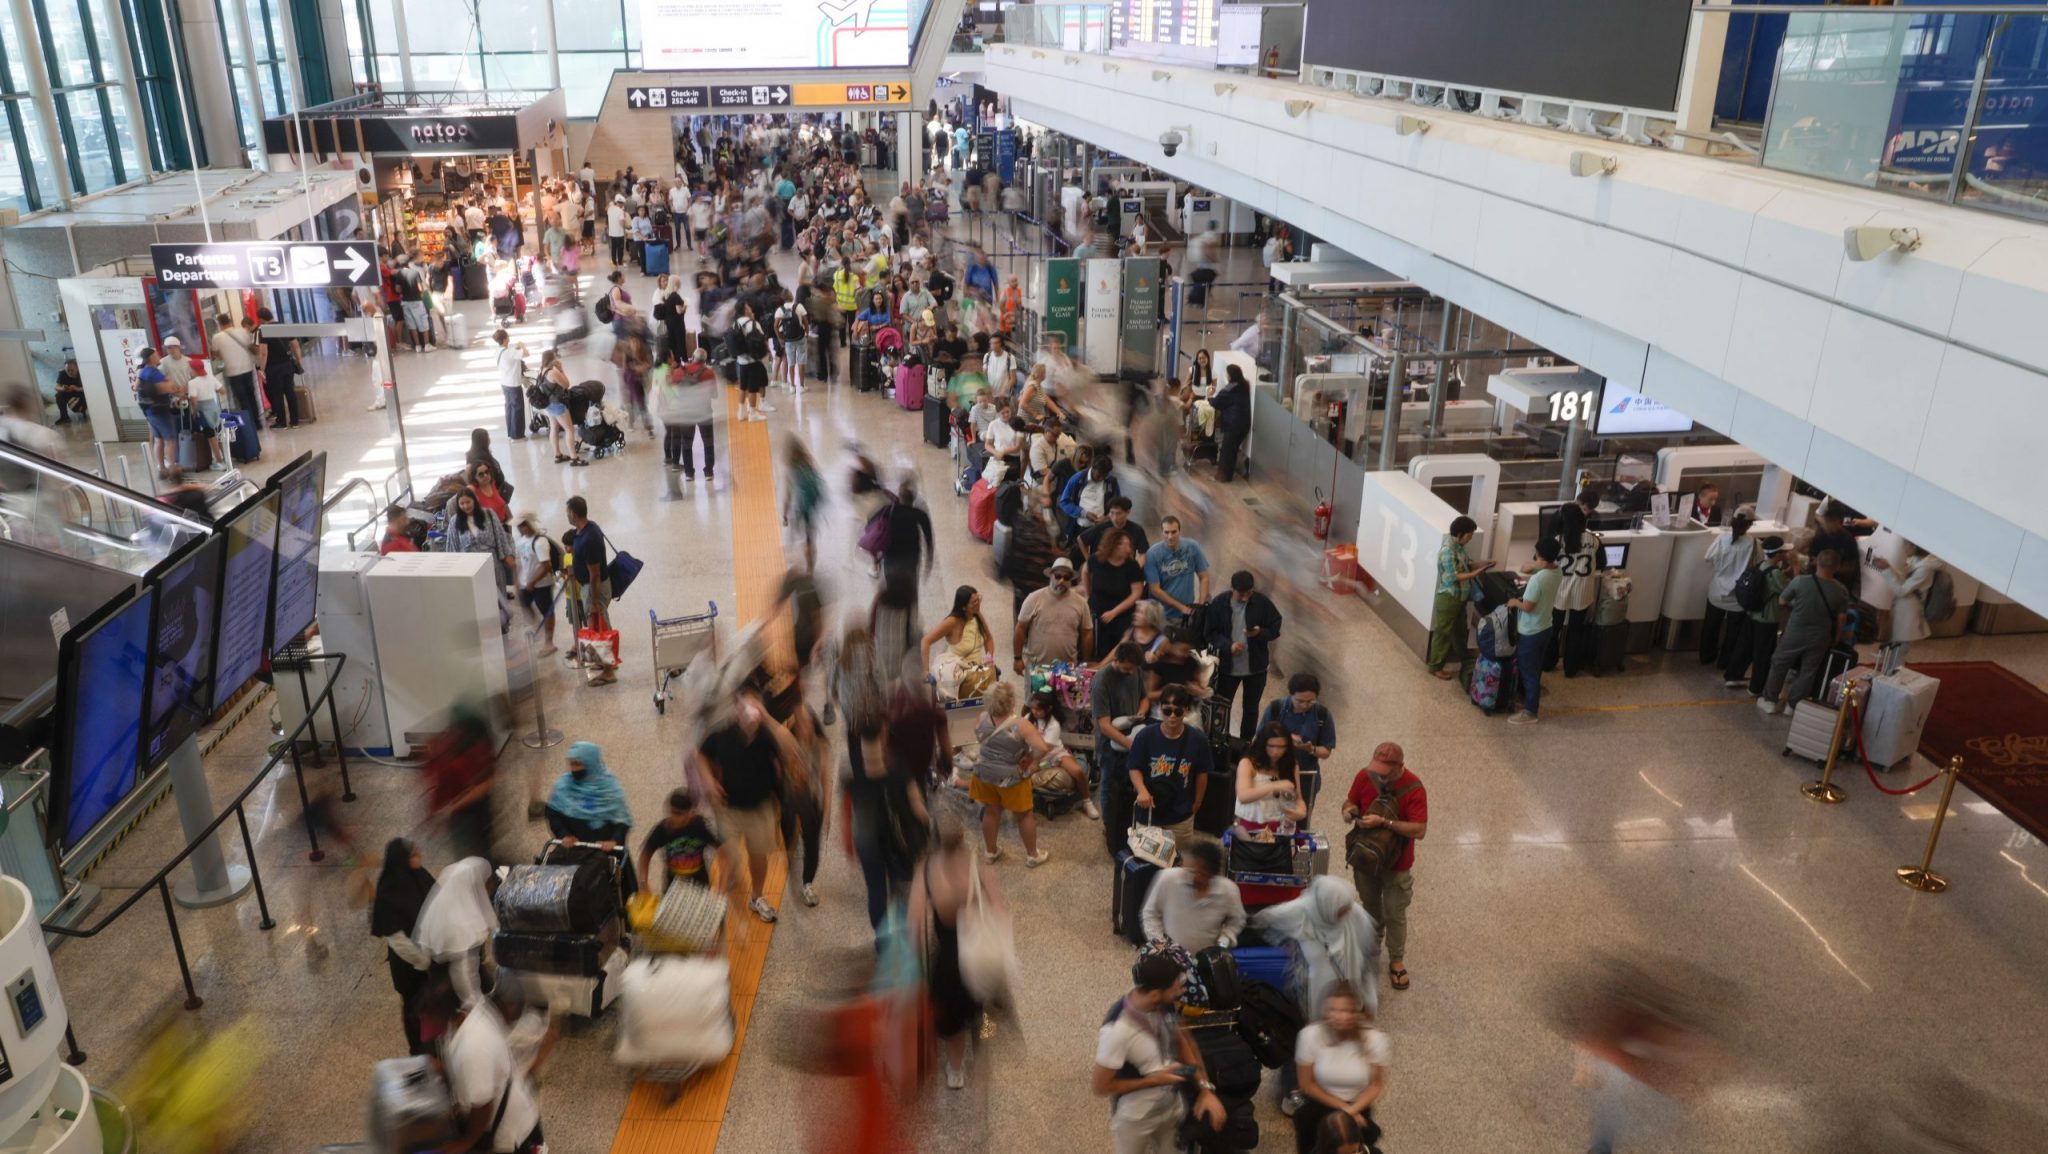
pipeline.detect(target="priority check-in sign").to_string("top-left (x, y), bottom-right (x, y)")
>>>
top-left (150, 241), bottom-right (381, 290)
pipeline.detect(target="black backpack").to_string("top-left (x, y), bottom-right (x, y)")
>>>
top-left (777, 307), bottom-right (806, 341)
top-left (593, 294), bottom-right (615, 325)
top-left (743, 322), bottom-right (770, 360)
top-left (1233, 980), bottom-right (1302, 1069)
top-left (1733, 561), bottom-right (1772, 614)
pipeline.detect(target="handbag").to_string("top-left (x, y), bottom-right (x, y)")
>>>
top-left (1228, 830), bottom-right (1293, 875)
top-left (643, 881), bottom-right (725, 954)
top-left (955, 855), bottom-right (1018, 1003)
top-left (605, 538), bottom-right (644, 600)
top-left (576, 610), bottom-right (621, 668)
top-left (857, 501), bottom-right (895, 558)
top-left (1126, 810), bottom-right (1177, 869)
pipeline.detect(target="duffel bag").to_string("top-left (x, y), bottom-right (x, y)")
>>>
top-left (494, 860), bottom-right (615, 933)
top-left (1194, 945), bottom-right (1242, 1012)
top-left (490, 924), bottom-right (616, 977)
top-left (613, 955), bottom-right (735, 1067)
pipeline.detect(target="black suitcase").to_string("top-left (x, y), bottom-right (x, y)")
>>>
top-left (810, 330), bottom-right (831, 381)
top-left (490, 924), bottom-right (616, 977)
top-left (852, 344), bottom-right (878, 392)
top-left (1194, 765), bottom-right (1237, 838)
top-left (1111, 849), bottom-right (1160, 945)
top-left (924, 400), bottom-right (949, 448)
top-left (539, 840), bottom-right (633, 910)
top-left (1594, 621), bottom-right (1627, 674)
top-left (460, 257), bottom-right (489, 300)
top-left (494, 858), bottom-right (615, 933)
top-left (1189, 1016), bottom-right (1262, 1096)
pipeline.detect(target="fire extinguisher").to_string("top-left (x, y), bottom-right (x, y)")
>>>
top-left (1312, 487), bottom-right (1333, 541)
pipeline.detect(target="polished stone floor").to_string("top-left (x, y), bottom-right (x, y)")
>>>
top-left (45, 223), bottom-right (2048, 1154)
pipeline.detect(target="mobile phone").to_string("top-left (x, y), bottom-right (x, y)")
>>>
top-left (1173, 1065), bottom-right (1199, 1083)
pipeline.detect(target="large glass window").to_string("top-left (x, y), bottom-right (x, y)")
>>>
top-left (124, 0), bottom-right (199, 169)
top-left (216, 0), bottom-right (298, 164)
top-left (32, 0), bottom-right (141, 193)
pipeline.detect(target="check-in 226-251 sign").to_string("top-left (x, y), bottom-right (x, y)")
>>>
top-left (149, 241), bottom-right (381, 290)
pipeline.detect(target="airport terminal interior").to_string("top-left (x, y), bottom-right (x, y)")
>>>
top-left (5, 1), bottom-right (2048, 1152)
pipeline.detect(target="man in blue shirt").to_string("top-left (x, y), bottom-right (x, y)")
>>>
top-left (1143, 516), bottom-right (1210, 624)
top-left (1506, 538), bottom-right (1562, 725)
top-left (1125, 686), bottom-right (1213, 840)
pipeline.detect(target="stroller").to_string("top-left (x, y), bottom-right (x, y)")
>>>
top-left (566, 380), bottom-right (626, 460)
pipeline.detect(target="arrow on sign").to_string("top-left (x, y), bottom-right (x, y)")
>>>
top-left (771, 86), bottom-right (791, 105)
top-left (336, 246), bottom-right (373, 284)
top-left (628, 88), bottom-right (648, 108)
top-left (891, 84), bottom-right (908, 101)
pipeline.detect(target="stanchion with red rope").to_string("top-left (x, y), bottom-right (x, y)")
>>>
top-left (1845, 699), bottom-right (1946, 795)
top-left (1898, 755), bottom-right (1967, 893)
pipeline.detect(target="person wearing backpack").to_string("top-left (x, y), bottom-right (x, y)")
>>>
top-left (1340, 743), bottom-right (1427, 993)
top-left (1723, 537), bottom-right (1793, 693)
top-left (1257, 673), bottom-right (1337, 816)
top-left (733, 301), bottom-right (773, 422)
top-left (774, 292), bottom-right (810, 393)
top-left (1759, 549), bottom-right (1851, 715)
top-left (1093, 952), bottom-right (1228, 1154)
top-left (1871, 542), bottom-right (1946, 666)
top-left (1701, 513), bottom-right (1758, 670)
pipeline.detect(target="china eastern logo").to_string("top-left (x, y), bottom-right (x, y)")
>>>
top-left (408, 122), bottom-right (472, 144)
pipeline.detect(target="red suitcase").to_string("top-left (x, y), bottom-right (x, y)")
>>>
top-left (895, 363), bottom-right (925, 410)
top-left (967, 478), bottom-right (996, 543)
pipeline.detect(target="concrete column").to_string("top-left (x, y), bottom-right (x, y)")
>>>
top-left (541, 0), bottom-right (561, 89)
top-left (389, 0), bottom-right (415, 89)
top-left (274, 0), bottom-right (307, 111)
top-left (897, 110), bottom-right (923, 185)
top-left (316, 0), bottom-right (356, 97)
top-left (175, 0), bottom-right (246, 168)
top-left (1673, 0), bottom-right (1731, 155)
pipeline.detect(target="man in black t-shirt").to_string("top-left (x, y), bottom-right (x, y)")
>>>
top-left (698, 692), bottom-right (801, 923)
top-left (1805, 507), bottom-right (1863, 597)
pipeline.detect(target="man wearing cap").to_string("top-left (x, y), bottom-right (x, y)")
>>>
top-left (1342, 743), bottom-right (1428, 991)
top-left (512, 513), bottom-right (559, 655)
top-left (1015, 555), bottom-right (1093, 671)
top-left (1723, 536), bottom-right (1793, 692)
top-left (158, 335), bottom-right (196, 391)
top-left (52, 354), bottom-right (86, 423)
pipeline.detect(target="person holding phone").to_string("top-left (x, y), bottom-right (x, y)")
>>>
top-left (1427, 516), bottom-right (1492, 680)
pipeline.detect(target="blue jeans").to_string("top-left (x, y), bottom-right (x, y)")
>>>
top-left (1517, 629), bottom-right (1552, 716)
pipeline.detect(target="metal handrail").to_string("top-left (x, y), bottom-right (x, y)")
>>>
top-left (42, 654), bottom-right (353, 1044)
top-left (325, 476), bottom-right (387, 553)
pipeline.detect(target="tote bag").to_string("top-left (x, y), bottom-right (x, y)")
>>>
top-left (956, 855), bottom-right (1018, 1003)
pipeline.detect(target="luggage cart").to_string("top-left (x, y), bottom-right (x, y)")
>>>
top-left (651, 602), bottom-right (720, 714)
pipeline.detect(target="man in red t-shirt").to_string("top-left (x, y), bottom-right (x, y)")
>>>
top-left (1341, 742), bottom-right (1428, 991)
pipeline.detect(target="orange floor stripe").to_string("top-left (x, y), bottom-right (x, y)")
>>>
top-left (609, 386), bottom-right (785, 1154)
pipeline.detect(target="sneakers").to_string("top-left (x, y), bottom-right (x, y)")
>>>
top-left (944, 1063), bottom-right (966, 1091)
top-left (1024, 849), bottom-right (1051, 868)
top-left (757, 401), bottom-right (777, 413)
top-left (983, 847), bottom-right (1002, 864)
top-left (800, 883), bottom-right (818, 907)
top-left (1080, 798), bottom-right (1101, 820)
top-left (1756, 696), bottom-right (1783, 716)
top-left (748, 896), bottom-right (778, 923)
top-left (1507, 711), bottom-right (1539, 726)
top-left (1724, 679), bottom-right (1748, 689)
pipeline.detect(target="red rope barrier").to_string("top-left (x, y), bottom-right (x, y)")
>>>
top-left (1848, 701), bottom-right (1944, 795)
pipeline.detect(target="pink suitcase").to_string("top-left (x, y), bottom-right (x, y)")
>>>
top-left (895, 363), bottom-right (925, 410)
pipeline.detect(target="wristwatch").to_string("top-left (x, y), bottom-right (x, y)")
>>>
top-left (1199, 1078), bottom-right (1216, 1092)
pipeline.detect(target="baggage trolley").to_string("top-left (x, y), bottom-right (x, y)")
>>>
top-left (650, 602), bottom-right (720, 714)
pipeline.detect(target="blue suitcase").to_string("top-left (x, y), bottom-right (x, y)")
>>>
top-left (1230, 945), bottom-right (1292, 991)
top-left (220, 410), bottom-right (261, 462)
top-left (1111, 850), bottom-right (1160, 945)
top-left (643, 241), bottom-right (670, 277)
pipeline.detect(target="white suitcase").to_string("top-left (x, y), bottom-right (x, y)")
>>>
top-left (444, 311), bottom-right (469, 348)
top-left (1783, 700), bottom-right (1841, 765)
top-left (614, 955), bottom-right (734, 1068)
top-left (1858, 669), bottom-right (1940, 767)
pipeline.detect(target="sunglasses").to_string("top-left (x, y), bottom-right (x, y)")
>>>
top-left (1159, 705), bottom-right (1185, 717)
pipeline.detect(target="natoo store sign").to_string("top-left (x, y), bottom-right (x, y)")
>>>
top-left (262, 114), bottom-right (524, 155)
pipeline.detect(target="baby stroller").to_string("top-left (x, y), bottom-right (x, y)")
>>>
top-left (580, 406), bottom-right (627, 459)
top-left (492, 280), bottom-right (527, 323)
top-left (925, 185), bottom-right (950, 224)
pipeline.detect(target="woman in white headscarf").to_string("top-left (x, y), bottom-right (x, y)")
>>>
top-left (1252, 874), bottom-right (1381, 1020)
top-left (412, 856), bottom-right (497, 1008)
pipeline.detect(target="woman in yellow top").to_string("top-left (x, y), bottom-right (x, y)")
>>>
top-left (919, 585), bottom-right (998, 697)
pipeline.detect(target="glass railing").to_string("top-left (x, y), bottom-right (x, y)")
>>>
top-left (1004, 4), bottom-right (1112, 53)
top-left (1760, 7), bottom-right (2048, 223)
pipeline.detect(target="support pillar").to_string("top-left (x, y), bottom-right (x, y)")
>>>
top-left (1673, 0), bottom-right (1732, 155)
top-left (168, 736), bottom-right (252, 908)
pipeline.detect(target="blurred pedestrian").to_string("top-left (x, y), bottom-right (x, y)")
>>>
top-left (412, 856), bottom-right (497, 1007)
top-left (908, 813), bottom-right (1004, 1089)
top-left (1292, 979), bottom-right (1388, 1154)
top-left (424, 704), bottom-right (499, 863)
top-left (697, 682), bottom-right (805, 923)
top-left (369, 838), bottom-right (436, 1054)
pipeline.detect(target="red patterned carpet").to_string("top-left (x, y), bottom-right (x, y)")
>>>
top-left (1908, 662), bottom-right (2048, 841)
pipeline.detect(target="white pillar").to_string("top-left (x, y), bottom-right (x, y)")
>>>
top-left (176, 0), bottom-right (243, 168)
top-left (897, 110), bottom-right (922, 186)
top-left (1673, 0), bottom-right (1732, 155)
top-left (317, 0), bottom-right (356, 97)
top-left (542, 0), bottom-right (561, 89)
top-left (8, 0), bottom-right (73, 207)
top-left (97, 0), bottom-right (154, 180)
top-left (225, 0), bottom-right (270, 164)
top-left (390, 0), bottom-right (416, 90)
top-left (274, 0), bottom-right (307, 111)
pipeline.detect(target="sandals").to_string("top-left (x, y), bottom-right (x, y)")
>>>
top-left (554, 455), bottom-right (571, 463)
top-left (1390, 964), bottom-right (1411, 991)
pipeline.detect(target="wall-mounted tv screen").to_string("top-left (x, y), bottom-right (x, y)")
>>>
top-left (53, 587), bottom-right (156, 849)
top-left (143, 534), bottom-right (223, 768)
top-left (1596, 380), bottom-right (1694, 437)
top-left (212, 489), bottom-right (280, 707)
top-left (269, 453), bottom-right (326, 656)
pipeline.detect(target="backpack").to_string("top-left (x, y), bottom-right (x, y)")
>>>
top-left (1233, 980), bottom-right (1302, 1069)
top-left (742, 321), bottom-right (770, 360)
top-left (777, 307), bottom-right (806, 341)
top-left (594, 294), bottom-right (615, 325)
top-left (1922, 567), bottom-right (1957, 624)
top-left (1733, 561), bottom-right (1772, 614)
top-left (1343, 779), bottom-right (1420, 878)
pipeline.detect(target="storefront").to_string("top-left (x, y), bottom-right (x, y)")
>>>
top-left (263, 90), bottom-right (569, 262)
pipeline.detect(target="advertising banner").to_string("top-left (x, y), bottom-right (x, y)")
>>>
top-left (1083, 258), bottom-right (1122, 375)
top-left (641, 0), bottom-right (914, 70)
top-left (995, 129), bottom-right (1018, 184)
top-left (1119, 257), bottom-right (1161, 378)
top-left (104, 328), bottom-right (150, 412)
top-left (1043, 257), bottom-right (1080, 352)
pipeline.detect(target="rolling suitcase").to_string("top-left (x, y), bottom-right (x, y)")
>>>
top-left (643, 241), bottom-right (670, 277)
top-left (445, 311), bottom-right (469, 348)
top-left (895, 363), bottom-right (925, 410)
top-left (367, 1055), bottom-right (454, 1153)
top-left (1111, 849), bottom-right (1160, 945)
top-left (1230, 945), bottom-right (1291, 990)
top-left (967, 478), bottom-right (996, 542)
top-left (220, 410), bottom-right (261, 462)
top-left (1594, 621), bottom-right (1627, 674)
top-left (497, 948), bottom-right (626, 1019)
top-left (176, 410), bottom-right (210, 472)
top-left (1783, 699), bottom-right (1841, 765)
top-left (1813, 643), bottom-right (1858, 703)
top-left (851, 344), bottom-right (878, 392)
top-left (460, 257), bottom-right (489, 299)
top-left (294, 382), bottom-right (318, 424)
top-left (1468, 651), bottom-right (1512, 714)
top-left (924, 399), bottom-right (950, 447)
top-left (1859, 668), bottom-right (1940, 767)
top-left (1194, 766), bottom-right (1236, 838)
top-left (490, 925), bottom-right (617, 977)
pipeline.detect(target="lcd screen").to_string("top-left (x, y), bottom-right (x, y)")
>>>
top-left (269, 453), bottom-right (326, 655)
top-left (55, 587), bottom-right (155, 849)
top-left (212, 490), bottom-right (280, 706)
top-left (1595, 381), bottom-right (1694, 437)
top-left (143, 535), bottom-right (223, 768)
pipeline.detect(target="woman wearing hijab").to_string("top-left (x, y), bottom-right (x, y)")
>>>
top-left (370, 838), bottom-right (437, 1054)
top-left (1253, 875), bottom-right (1382, 1021)
top-left (546, 741), bottom-right (637, 900)
top-left (412, 857), bottom-right (497, 1008)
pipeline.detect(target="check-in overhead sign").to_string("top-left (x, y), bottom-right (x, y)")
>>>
top-left (625, 85), bottom-right (712, 110)
top-left (624, 80), bottom-right (911, 111)
top-left (150, 241), bottom-right (381, 290)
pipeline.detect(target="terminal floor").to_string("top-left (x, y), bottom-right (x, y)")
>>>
top-left (47, 241), bottom-right (2048, 1154)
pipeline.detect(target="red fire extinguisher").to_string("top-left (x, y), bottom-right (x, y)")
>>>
top-left (1312, 488), bottom-right (1333, 541)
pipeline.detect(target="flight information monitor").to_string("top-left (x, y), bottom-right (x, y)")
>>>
top-left (269, 453), bottom-right (326, 656)
top-left (212, 489), bottom-right (281, 708)
top-left (53, 587), bottom-right (156, 849)
top-left (143, 534), bottom-right (224, 769)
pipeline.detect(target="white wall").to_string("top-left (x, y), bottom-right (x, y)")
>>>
top-left (981, 46), bottom-right (2048, 615)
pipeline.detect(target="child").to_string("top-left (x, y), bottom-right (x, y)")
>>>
top-left (635, 787), bottom-right (732, 898)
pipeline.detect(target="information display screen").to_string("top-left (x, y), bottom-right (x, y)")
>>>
top-left (143, 535), bottom-right (224, 768)
top-left (54, 588), bottom-right (155, 849)
top-left (212, 490), bottom-right (281, 706)
top-left (640, 0), bottom-right (915, 70)
top-left (1595, 381), bottom-right (1694, 437)
top-left (269, 453), bottom-right (326, 656)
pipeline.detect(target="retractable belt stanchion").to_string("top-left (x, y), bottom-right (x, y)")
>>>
top-left (1898, 756), bottom-right (1966, 894)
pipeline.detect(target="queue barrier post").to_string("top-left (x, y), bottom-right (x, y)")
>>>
top-left (1897, 756), bottom-right (1966, 893)
top-left (1801, 681), bottom-right (1858, 804)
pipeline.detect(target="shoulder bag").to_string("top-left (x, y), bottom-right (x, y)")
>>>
top-left (955, 853), bottom-right (1018, 1003)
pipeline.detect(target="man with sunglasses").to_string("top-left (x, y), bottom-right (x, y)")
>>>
top-left (1125, 685), bottom-right (1213, 842)
top-left (1016, 556), bottom-right (1093, 671)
